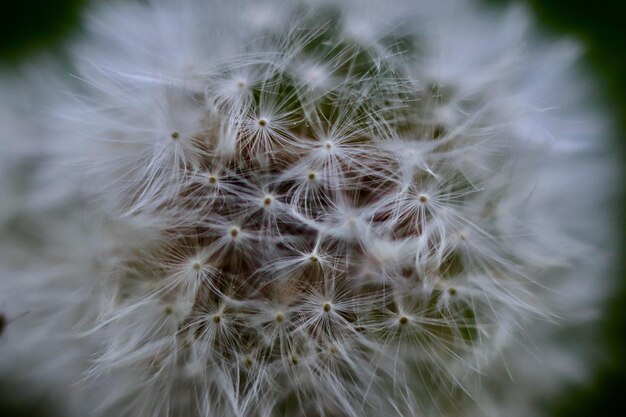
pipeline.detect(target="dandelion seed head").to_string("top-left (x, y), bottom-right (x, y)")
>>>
top-left (0, 1), bottom-right (618, 417)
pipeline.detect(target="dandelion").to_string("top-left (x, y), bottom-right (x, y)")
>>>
top-left (0, 1), bottom-right (618, 417)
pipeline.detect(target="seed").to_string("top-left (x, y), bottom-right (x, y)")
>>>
top-left (243, 355), bottom-right (253, 367)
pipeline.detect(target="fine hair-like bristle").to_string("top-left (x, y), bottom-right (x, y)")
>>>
top-left (0, 1), bottom-right (618, 417)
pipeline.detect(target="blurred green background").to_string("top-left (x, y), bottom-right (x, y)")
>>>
top-left (0, 0), bottom-right (624, 416)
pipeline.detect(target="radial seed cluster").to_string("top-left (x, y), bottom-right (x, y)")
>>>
top-left (63, 4), bottom-right (547, 416)
top-left (0, 1), bottom-right (617, 417)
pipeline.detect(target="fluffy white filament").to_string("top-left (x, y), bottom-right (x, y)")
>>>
top-left (0, 1), bottom-right (618, 417)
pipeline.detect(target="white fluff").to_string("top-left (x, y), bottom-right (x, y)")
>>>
top-left (0, 1), bottom-right (619, 416)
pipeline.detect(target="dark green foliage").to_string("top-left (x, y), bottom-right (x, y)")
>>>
top-left (0, 0), bottom-right (85, 62)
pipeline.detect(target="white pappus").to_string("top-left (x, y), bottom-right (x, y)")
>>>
top-left (0, 1), bottom-right (619, 417)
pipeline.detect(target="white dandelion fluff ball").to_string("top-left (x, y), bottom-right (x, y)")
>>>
top-left (0, 0), bottom-right (618, 416)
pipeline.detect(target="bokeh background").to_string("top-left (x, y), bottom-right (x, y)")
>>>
top-left (0, 0), bottom-right (624, 416)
